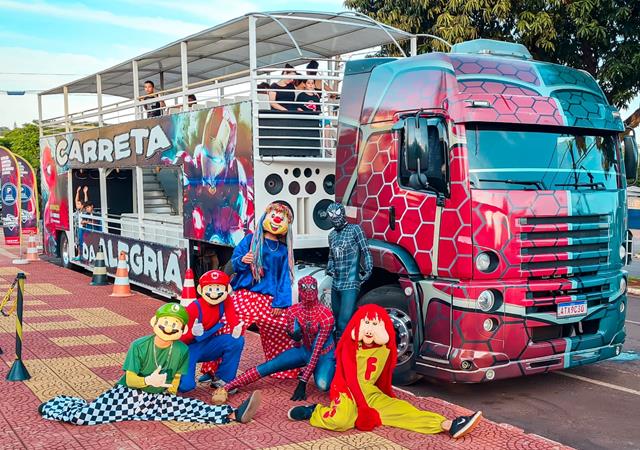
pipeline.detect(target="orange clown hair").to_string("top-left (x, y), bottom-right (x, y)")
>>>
top-left (329, 304), bottom-right (397, 431)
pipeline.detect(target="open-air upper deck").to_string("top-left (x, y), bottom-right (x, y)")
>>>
top-left (38, 11), bottom-right (416, 161)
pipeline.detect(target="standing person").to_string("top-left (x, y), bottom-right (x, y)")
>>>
top-left (269, 64), bottom-right (297, 111)
top-left (142, 80), bottom-right (166, 118)
top-left (39, 303), bottom-right (262, 425)
top-left (326, 202), bottom-right (373, 339)
top-left (200, 201), bottom-right (299, 380)
top-left (211, 276), bottom-right (336, 404)
top-left (296, 79), bottom-right (321, 113)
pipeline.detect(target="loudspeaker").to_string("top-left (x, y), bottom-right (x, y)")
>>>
top-left (254, 159), bottom-right (334, 249)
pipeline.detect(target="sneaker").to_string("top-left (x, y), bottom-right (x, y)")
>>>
top-left (287, 405), bottom-right (317, 421)
top-left (71, 256), bottom-right (81, 261)
top-left (234, 391), bottom-right (262, 424)
top-left (449, 411), bottom-right (482, 439)
top-left (198, 373), bottom-right (212, 383)
top-left (210, 379), bottom-right (238, 394)
top-left (37, 402), bottom-right (46, 416)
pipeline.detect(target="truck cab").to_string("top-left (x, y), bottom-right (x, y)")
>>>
top-left (337, 39), bottom-right (637, 383)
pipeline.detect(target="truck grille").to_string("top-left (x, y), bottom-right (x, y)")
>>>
top-left (517, 215), bottom-right (610, 278)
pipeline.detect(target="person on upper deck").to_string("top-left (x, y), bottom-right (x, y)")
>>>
top-left (296, 79), bottom-right (321, 113)
top-left (142, 80), bottom-right (166, 118)
top-left (269, 64), bottom-right (297, 112)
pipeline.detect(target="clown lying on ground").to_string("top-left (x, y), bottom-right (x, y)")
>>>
top-left (288, 304), bottom-right (483, 439)
top-left (38, 303), bottom-right (261, 425)
top-left (211, 276), bottom-right (336, 404)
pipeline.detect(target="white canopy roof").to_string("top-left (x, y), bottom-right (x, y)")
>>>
top-left (42, 11), bottom-right (413, 99)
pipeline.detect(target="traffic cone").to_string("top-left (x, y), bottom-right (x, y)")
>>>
top-left (180, 268), bottom-right (197, 306)
top-left (90, 245), bottom-right (109, 286)
top-left (26, 236), bottom-right (38, 262)
top-left (110, 251), bottom-right (133, 297)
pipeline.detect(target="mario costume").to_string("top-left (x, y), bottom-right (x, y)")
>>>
top-left (288, 304), bottom-right (483, 439)
top-left (178, 270), bottom-right (244, 392)
top-left (38, 303), bottom-right (262, 425)
top-left (201, 202), bottom-right (299, 380)
top-left (213, 276), bottom-right (336, 402)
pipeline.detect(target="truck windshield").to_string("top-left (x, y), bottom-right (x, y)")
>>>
top-left (466, 125), bottom-right (621, 190)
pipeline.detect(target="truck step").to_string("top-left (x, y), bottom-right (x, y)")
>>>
top-left (145, 197), bottom-right (170, 206)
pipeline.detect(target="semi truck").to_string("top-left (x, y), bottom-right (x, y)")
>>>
top-left (38, 11), bottom-right (637, 384)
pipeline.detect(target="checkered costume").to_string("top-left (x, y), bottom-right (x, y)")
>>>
top-left (39, 385), bottom-right (233, 425)
top-left (327, 224), bottom-right (373, 290)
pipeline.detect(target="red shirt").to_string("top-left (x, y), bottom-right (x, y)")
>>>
top-left (180, 296), bottom-right (238, 345)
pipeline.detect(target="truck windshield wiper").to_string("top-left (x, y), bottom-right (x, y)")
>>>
top-left (478, 178), bottom-right (547, 190)
top-left (555, 181), bottom-right (606, 190)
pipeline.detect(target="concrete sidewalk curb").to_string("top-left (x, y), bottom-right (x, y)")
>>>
top-left (628, 287), bottom-right (640, 296)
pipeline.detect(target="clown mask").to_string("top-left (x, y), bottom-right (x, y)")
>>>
top-left (263, 207), bottom-right (290, 235)
top-left (197, 283), bottom-right (229, 305)
top-left (353, 313), bottom-right (390, 346)
top-left (326, 202), bottom-right (347, 230)
top-left (150, 315), bottom-right (187, 342)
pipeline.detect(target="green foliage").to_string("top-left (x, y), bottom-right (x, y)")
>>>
top-left (345, 0), bottom-right (640, 110)
top-left (1, 123), bottom-right (41, 184)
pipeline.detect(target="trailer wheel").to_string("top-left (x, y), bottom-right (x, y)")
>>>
top-left (357, 285), bottom-right (422, 386)
top-left (58, 232), bottom-right (71, 269)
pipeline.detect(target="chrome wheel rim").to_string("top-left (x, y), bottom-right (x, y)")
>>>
top-left (386, 307), bottom-right (413, 365)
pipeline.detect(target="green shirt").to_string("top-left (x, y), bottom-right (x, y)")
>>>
top-left (117, 335), bottom-right (189, 394)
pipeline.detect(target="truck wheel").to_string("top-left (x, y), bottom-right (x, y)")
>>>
top-left (357, 285), bottom-right (422, 386)
top-left (58, 232), bottom-right (71, 269)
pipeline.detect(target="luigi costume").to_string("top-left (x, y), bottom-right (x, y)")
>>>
top-left (39, 303), bottom-right (262, 425)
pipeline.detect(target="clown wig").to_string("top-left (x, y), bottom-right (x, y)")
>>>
top-left (250, 202), bottom-right (295, 282)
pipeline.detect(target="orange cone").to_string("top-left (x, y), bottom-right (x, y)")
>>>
top-left (179, 268), bottom-right (197, 306)
top-left (26, 235), bottom-right (38, 262)
top-left (110, 251), bottom-right (133, 297)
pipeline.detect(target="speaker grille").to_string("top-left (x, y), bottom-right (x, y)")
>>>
top-left (264, 174), bottom-right (283, 195)
top-left (314, 199), bottom-right (334, 230)
top-left (323, 174), bottom-right (335, 195)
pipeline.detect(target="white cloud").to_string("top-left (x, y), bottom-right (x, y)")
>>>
top-left (0, 0), bottom-right (208, 37)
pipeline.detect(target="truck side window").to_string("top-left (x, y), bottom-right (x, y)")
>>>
top-left (398, 116), bottom-right (448, 194)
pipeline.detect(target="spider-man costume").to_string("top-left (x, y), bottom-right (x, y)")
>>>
top-left (326, 202), bottom-right (373, 339)
top-left (222, 276), bottom-right (336, 400)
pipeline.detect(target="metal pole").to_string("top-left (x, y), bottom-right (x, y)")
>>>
top-left (136, 166), bottom-right (144, 240)
top-left (6, 272), bottom-right (30, 381)
top-left (63, 85), bottom-right (70, 132)
top-left (410, 37), bottom-right (418, 57)
top-left (249, 15), bottom-right (259, 160)
top-left (96, 74), bottom-right (104, 127)
top-left (37, 94), bottom-right (43, 137)
top-left (132, 60), bottom-right (141, 120)
top-left (181, 41), bottom-right (189, 112)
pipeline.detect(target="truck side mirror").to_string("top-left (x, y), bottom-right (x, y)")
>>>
top-left (402, 116), bottom-right (429, 173)
top-left (623, 133), bottom-right (638, 183)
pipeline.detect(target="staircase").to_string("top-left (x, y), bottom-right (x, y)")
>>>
top-left (142, 169), bottom-right (175, 215)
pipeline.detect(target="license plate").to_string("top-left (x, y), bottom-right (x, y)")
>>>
top-left (557, 301), bottom-right (587, 318)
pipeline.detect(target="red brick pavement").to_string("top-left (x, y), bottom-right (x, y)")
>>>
top-left (0, 246), bottom-right (572, 450)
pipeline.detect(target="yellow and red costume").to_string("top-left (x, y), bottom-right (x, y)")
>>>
top-left (309, 304), bottom-right (446, 434)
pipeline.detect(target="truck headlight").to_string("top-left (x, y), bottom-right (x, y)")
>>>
top-left (620, 245), bottom-right (626, 261)
top-left (475, 252), bottom-right (491, 271)
top-left (620, 277), bottom-right (627, 296)
top-left (477, 290), bottom-right (495, 312)
top-left (475, 251), bottom-right (497, 273)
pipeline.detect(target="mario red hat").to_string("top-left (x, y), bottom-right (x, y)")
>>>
top-left (199, 269), bottom-right (230, 287)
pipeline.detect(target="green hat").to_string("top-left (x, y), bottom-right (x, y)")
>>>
top-left (155, 303), bottom-right (189, 325)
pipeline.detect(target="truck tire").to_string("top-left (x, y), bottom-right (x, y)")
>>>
top-left (58, 232), bottom-right (71, 269)
top-left (357, 285), bottom-right (422, 386)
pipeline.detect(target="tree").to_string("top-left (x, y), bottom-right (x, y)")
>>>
top-left (1, 123), bottom-right (41, 183)
top-left (345, 0), bottom-right (640, 124)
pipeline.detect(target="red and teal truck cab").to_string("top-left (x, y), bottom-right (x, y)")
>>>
top-left (338, 39), bottom-right (638, 383)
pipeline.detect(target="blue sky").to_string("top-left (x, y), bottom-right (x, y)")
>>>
top-left (0, 0), bottom-right (345, 127)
